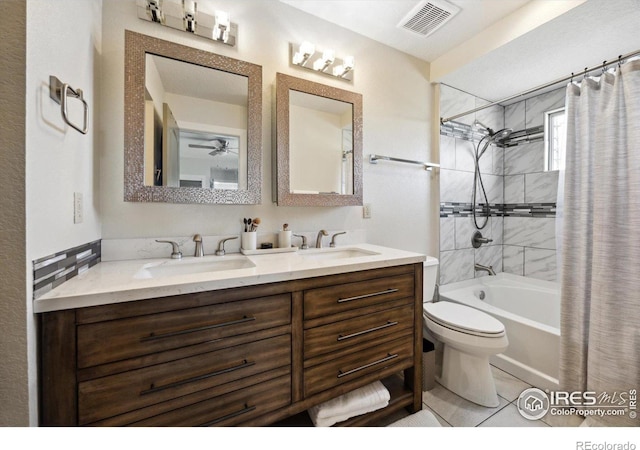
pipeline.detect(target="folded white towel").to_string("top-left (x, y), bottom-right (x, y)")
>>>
top-left (308, 381), bottom-right (390, 427)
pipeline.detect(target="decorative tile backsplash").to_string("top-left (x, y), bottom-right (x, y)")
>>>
top-left (33, 240), bottom-right (101, 299)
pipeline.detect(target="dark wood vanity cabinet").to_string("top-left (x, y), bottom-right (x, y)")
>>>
top-left (39, 263), bottom-right (423, 427)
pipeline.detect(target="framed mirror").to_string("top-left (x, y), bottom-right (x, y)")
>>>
top-left (124, 30), bottom-right (262, 204)
top-left (275, 73), bottom-right (362, 206)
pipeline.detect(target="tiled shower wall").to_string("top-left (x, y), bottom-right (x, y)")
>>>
top-left (439, 85), bottom-right (505, 285)
top-left (502, 88), bottom-right (564, 282)
top-left (439, 84), bottom-right (565, 286)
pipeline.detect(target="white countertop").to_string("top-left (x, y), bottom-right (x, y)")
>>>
top-left (34, 244), bottom-right (435, 313)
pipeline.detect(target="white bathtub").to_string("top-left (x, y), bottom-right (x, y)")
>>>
top-left (439, 273), bottom-right (560, 391)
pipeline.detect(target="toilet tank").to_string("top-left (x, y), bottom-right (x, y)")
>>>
top-left (423, 257), bottom-right (439, 302)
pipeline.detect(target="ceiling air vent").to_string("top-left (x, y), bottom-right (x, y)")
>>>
top-left (398, 0), bottom-right (461, 37)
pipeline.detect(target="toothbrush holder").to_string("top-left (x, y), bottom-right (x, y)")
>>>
top-left (241, 231), bottom-right (257, 251)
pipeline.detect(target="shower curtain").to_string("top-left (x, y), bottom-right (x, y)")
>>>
top-left (559, 59), bottom-right (640, 427)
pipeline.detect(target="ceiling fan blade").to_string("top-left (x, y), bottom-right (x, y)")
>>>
top-left (189, 144), bottom-right (239, 150)
top-left (208, 149), bottom-right (239, 156)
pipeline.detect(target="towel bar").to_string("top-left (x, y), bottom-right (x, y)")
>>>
top-left (369, 154), bottom-right (439, 171)
top-left (49, 75), bottom-right (89, 135)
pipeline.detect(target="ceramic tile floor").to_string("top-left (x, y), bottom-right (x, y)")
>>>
top-left (382, 365), bottom-right (585, 427)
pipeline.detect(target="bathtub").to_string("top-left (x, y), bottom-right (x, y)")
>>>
top-left (439, 273), bottom-right (560, 391)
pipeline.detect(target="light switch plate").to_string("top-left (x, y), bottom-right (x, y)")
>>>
top-left (363, 203), bottom-right (372, 219)
top-left (74, 192), bottom-right (83, 224)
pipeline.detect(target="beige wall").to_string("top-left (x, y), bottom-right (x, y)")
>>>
top-left (10, 0), bottom-right (102, 425)
top-left (7, 0), bottom-right (438, 424)
top-left (0, 0), bottom-right (28, 427)
top-left (101, 0), bottom-right (438, 256)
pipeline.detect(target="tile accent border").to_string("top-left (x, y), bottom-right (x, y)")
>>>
top-left (33, 240), bottom-right (101, 299)
top-left (440, 121), bottom-right (489, 143)
top-left (441, 202), bottom-right (556, 218)
top-left (503, 203), bottom-right (556, 217)
top-left (440, 202), bottom-right (503, 218)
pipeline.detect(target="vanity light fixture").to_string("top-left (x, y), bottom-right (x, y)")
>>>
top-left (213, 10), bottom-right (231, 43)
top-left (137, 0), bottom-right (237, 47)
top-left (313, 49), bottom-right (335, 72)
top-left (290, 42), bottom-right (354, 81)
top-left (333, 55), bottom-right (355, 78)
top-left (292, 41), bottom-right (315, 66)
top-left (184, 0), bottom-right (196, 33)
top-left (148, 0), bottom-right (163, 23)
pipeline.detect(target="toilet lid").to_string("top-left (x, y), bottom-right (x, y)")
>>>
top-left (423, 302), bottom-right (505, 337)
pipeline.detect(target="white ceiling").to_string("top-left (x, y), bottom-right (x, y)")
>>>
top-left (280, 0), bottom-right (640, 102)
top-left (150, 54), bottom-right (248, 105)
top-left (280, 0), bottom-right (532, 62)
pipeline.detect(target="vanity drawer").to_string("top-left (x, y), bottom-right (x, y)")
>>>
top-left (78, 334), bottom-right (291, 425)
top-left (304, 335), bottom-right (414, 397)
top-left (304, 304), bottom-right (414, 359)
top-left (77, 294), bottom-right (291, 368)
top-left (129, 375), bottom-right (291, 427)
top-left (303, 273), bottom-right (414, 320)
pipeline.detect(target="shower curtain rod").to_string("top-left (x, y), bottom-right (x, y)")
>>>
top-left (440, 48), bottom-right (640, 125)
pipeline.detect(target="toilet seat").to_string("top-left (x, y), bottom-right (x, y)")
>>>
top-left (423, 302), bottom-right (505, 338)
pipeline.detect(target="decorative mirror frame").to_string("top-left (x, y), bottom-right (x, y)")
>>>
top-left (275, 72), bottom-right (363, 207)
top-left (124, 30), bottom-right (262, 204)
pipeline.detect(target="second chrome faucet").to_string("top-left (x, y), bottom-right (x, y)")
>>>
top-left (193, 234), bottom-right (204, 257)
top-left (316, 230), bottom-right (328, 248)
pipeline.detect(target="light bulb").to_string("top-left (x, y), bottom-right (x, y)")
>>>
top-left (343, 56), bottom-right (355, 70)
top-left (299, 41), bottom-right (315, 58)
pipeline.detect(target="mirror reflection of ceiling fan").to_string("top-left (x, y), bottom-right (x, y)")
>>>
top-left (188, 137), bottom-right (239, 156)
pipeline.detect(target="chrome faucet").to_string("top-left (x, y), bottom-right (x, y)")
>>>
top-left (216, 236), bottom-right (238, 256)
top-left (193, 234), bottom-right (204, 257)
top-left (293, 234), bottom-right (308, 250)
top-left (330, 231), bottom-right (346, 248)
top-left (474, 263), bottom-right (496, 276)
top-left (155, 240), bottom-right (182, 259)
top-left (316, 229), bottom-right (328, 248)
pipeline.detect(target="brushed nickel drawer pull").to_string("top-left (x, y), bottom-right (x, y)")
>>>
top-left (337, 353), bottom-right (398, 378)
top-left (337, 321), bottom-right (399, 341)
top-left (140, 360), bottom-right (255, 395)
top-left (337, 288), bottom-right (399, 303)
top-left (140, 315), bottom-right (257, 342)
top-left (200, 403), bottom-right (256, 426)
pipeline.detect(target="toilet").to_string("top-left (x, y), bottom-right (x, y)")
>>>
top-left (422, 260), bottom-right (508, 407)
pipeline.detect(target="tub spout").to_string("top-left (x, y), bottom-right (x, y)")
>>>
top-left (474, 263), bottom-right (496, 276)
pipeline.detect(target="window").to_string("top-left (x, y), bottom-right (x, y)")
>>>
top-left (545, 107), bottom-right (566, 171)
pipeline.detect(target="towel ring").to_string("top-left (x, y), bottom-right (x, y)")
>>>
top-left (49, 75), bottom-right (89, 134)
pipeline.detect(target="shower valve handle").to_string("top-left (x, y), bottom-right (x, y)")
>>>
top-left (472, 231), bottom-right (492, 248)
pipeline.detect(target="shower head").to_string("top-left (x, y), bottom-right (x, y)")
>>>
top-left (473, 119), bottom-right (512, 144)
top-left (489, 128), bottom-right (513, 144)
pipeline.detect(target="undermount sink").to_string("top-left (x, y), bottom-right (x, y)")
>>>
top-left (297, 247), bottom-right (380, 261)
top-left (137, 255), bottom-right (255, 279)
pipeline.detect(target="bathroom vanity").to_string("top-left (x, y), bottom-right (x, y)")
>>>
top-left (36, 244), bottom-right (428, 427)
